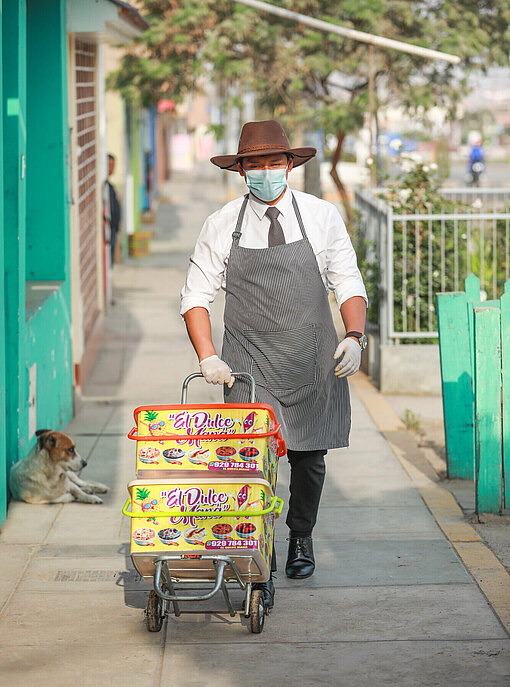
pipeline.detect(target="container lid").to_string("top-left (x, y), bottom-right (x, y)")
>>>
top-left (129, 403), bottom-right (281, 442)
top-left (133, 403), bottom-right (278, 424)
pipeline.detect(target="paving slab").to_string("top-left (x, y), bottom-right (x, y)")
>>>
top-left (308, 505), bottom-right (444, 541)
top-left (0, 501), bottom-right (60, 544)
top-left (277, 454), bottom-right (425, 508)
top-left (159, 640), bottom-right (510, 687)
top-left (102, 403), bottom-right (141, 434)
top-left (325, 448), bottom-right (413, 477)
top-left (0, 589), bottom-right (159, 646)
top-left (160, 584), bottom-right (506, 642)
top-left (64, 401), bottom-right (116, 436)
top-left (317, 478), bottom-right (426, 507)
top-left (0, 644), bottom-right (162, 687)
top-left (83, 434), bottom-right (134, 487)
top-left (44, 500), bottom-right (125, 546)
top-left (16, 554), bottom-right (144, 593)
top-left (37, 543), bottom-right (129, 558)
top-left (0, 544), bottom-right (37, 613)
top-left (272, 539), bottom-right (472, 588)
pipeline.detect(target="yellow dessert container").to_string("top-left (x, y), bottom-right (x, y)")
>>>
top-left (128, 404), bottom-right (286, 493)
top-left (124, 478), bottom-right (282, 583)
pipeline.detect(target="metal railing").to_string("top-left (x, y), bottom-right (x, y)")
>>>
top-left (355, 186), bottom-right (510, 345)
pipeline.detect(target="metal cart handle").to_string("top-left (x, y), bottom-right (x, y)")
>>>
top-left (181, 372), bottom-right (256, 404)
top-left (122, 495), bottom-right (284, 519)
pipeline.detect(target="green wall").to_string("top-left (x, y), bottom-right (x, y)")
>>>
top-left (1, 0), bottom-right (73, 524)
top-left (26, 0), bottom-right (69, 282)
top-left (0, 0), bottom-right (6, 525)
top-left (3, 0), bottom-right (28, 486)
top-left (22, 0), bottom-right (73, 450)
top-left (26, 285), bottom-right (74, 433)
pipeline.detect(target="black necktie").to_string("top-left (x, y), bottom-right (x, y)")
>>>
top-left (265, 207), bottom-right (285, 247)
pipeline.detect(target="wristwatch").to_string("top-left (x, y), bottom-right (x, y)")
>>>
top-left (345, 331), bottom-right (368, 350)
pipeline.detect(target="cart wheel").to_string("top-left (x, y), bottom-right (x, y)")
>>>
top-left (249, 589), bottom-right (265, 633)
top-left (146, 590), bottom-right (164, 632)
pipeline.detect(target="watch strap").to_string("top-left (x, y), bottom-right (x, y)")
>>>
top-left (345, 331), bottom-right (364, 339)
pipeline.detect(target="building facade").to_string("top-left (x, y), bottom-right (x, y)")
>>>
top-left (0, 0), bottom-right (147, 525)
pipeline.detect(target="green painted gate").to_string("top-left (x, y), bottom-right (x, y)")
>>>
top-left (437, 275), bottom-right (510, 513)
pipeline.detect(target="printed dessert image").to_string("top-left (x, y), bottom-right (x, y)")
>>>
top-left (215, 445), bottom-right (237, 460)
top-left (132, 528), bottom-right (156, 546)
top-left (211, 523), bottom-right (234, 540)
top-left (162, 448), bottom-right (185, 463)
top-left (237, 484), bottom-right (250, 511)
top-left (239, 446), bottom-right (260, 459)
top-left (183, 526), bottom-right (207, 544)
top-left (187, 448), bottom-right (210, 465)
top-left (158, 528), bottom-right (181, 545)
top-left (138, 447), bottom-right (161, 464)
top-left (235, 522), bottom-right (257, 539)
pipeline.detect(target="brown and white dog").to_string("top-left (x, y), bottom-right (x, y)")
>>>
top-left (9, 429), bottom-right (108, 504)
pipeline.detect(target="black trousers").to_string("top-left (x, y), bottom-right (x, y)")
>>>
top-left (285, 449), bottom-right (327, 537)
top-left (270, 449), bottom-right (327, 574)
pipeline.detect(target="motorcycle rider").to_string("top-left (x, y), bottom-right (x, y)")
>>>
top-left (467, 137), bottom-right (485, 187)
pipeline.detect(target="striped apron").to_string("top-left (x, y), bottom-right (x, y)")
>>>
top-left (222, 194), bottom-right (351, 451)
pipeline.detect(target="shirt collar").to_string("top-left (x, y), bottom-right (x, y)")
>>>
top-left (248, 186), bottom-right (292, 220)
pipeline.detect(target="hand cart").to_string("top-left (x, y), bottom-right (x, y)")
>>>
top-left (122, 373), bottom-right (285, 634)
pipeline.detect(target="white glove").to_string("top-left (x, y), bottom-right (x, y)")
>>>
top-left (199, 355), bottom-right (234, 387)
top-left (333, 338), bottom-right (361, 378)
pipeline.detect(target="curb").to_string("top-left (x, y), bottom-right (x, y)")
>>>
top-left (352, 372), bottom-right (510, 635)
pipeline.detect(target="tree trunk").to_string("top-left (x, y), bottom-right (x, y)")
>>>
top-left (329, 130), bottom-right (353, 228)
top-left (304, 153), bottom-right (322, 198)
top-left (303, 128), bottom-right (322, 197)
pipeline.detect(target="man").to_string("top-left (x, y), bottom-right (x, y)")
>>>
top-left (103, 153), bottom-right (122, 266)
top-left (181, 120), bottom-right (367, 607)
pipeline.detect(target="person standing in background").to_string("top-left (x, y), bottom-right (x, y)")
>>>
top-left (104, 153), bottom-right (122, 266)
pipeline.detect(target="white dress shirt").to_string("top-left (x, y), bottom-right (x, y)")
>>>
top-left (180, 186), bottom-right (367, 315)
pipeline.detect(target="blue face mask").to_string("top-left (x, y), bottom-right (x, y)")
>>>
top-left (244, 167), bottom-right (288, 202)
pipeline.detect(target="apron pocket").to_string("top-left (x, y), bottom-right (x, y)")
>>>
top-left (244, 325), bottom-right (318, 393)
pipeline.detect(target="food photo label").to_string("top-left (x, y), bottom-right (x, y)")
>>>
top-left (135, 434), bottom-right (279, 492)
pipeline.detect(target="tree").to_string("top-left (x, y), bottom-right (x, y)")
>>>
top-left (110, 1), bottom-right (510, 221)
top-left (203, 0), bottom-right (510, 220)
top-left (108, 0), bottom-right (223, 105)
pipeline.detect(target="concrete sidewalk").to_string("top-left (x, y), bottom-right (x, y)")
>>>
top-left (1, 175), bottom-right (510, 686)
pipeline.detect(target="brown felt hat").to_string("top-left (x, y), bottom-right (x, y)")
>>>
top-left (210, 119), bottom-right (316, 171)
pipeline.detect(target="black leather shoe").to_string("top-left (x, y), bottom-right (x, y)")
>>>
top-left (252, 578), bottom-right (275, 610)
top-left (285, 536), bottom-right (315, 579)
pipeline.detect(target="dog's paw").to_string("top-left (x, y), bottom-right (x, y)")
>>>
top-left (88, 494), bottom-right (104, 504)
top-left (92, 483), bottom-right (109, 494)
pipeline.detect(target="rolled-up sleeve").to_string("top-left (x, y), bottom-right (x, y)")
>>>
top-left (325, 205), bottom-right (368, 308)
top-left (180, 215), bottom-right (226, 316)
